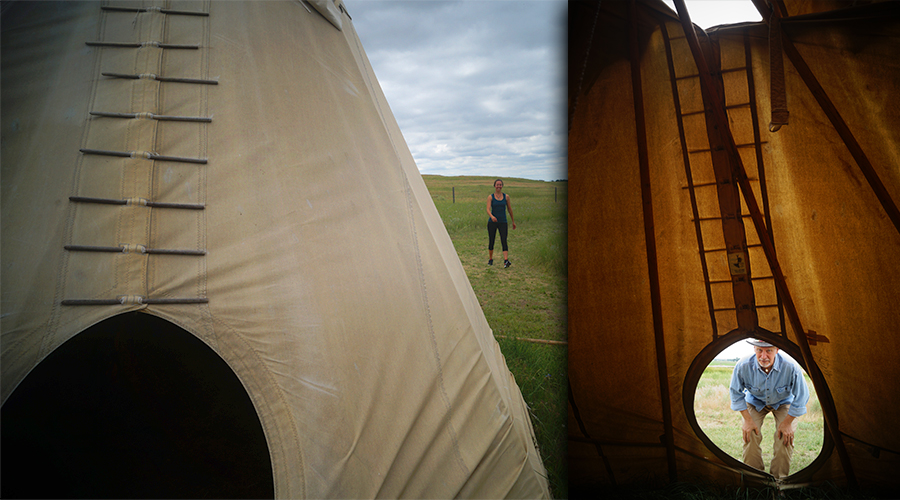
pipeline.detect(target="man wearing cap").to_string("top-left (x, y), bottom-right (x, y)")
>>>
top-left (730, 339), bottom-right (810, 478)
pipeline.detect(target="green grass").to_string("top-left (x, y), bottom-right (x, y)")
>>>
top-left (694, 365), bottom-right (824, 476)
top-left (422, 175), bottom-right (567, 498)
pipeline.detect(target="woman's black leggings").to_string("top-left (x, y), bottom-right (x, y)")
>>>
top-left (487, 220), bottom-right (509, 251)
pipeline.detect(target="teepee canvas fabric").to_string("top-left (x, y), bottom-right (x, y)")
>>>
top-left (1, 1), bottom-right (549, 497)
top-left (568, 0), bottom-right (899, 492)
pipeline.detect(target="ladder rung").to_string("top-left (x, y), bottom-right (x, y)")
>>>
top-left (691, 214), bottom-right (752, 222)
top-left (702, 243), bottom-right (763, 253)
top-left (712, 303), bottom-right (779, 312)
top-left (681, 178), bottom-right (760, 190)
top-left (675, 67), bottom-right (748, 81)
top-left (679, 103), bottom-right (751, 117)
top-left (708, 276), bottom-right (776, 284)
top-left (688, 142), bottom-right (767, 154)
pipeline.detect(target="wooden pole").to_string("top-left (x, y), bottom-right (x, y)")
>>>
top-left (630, 0), bottom-right (678, 483)
top-left (674, 0), bottom-right (857, 486)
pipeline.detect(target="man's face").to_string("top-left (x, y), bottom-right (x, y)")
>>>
top-left (754, 346), bottom-right (778, 370)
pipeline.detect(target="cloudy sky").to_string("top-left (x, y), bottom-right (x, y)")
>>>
top-left (342, 1), bottom-right (761, 182)
top-left (344, 0), bottom-right (567, 182)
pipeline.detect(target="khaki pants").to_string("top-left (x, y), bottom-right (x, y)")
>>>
top-left (742, 404), bottom-right (796, 478)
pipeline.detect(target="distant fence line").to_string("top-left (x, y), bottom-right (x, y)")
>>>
top-left (451, 186), bottom-right (561, 203)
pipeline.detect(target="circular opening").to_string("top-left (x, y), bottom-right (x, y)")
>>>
top-left (683, 330), bottom-right (832, 482)
top-left (1, 312), bottom-right (274, 499)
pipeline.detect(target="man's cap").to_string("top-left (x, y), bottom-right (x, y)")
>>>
top-left (746, 339), bottom-right (775, 347)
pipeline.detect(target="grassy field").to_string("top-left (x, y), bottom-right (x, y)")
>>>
top-left (695, 364), bottom-right (824, 476)
top-left (421, 175), bottom-right (568, 498)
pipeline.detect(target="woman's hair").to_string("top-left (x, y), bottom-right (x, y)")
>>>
top-left (494, 178), bottom-right (503, 187)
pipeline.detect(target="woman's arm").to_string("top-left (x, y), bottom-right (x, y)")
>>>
top-left (487, 195), bottom-right (497, 221)
top-left (506, 194), bottom-right (516, 229)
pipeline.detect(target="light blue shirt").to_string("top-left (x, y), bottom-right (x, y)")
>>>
top-left (729, 352), bottom-right (810, 418)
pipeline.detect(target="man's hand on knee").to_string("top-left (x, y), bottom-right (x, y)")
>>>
top-left (777, 416), bottom-right (796, 447)
top-left (741, 413), bottom-right (759, 444)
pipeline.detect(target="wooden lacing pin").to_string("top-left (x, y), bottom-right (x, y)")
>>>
top-left (64, 244), bottom-right (123, 253)
top-left (100, 6), bottom-right (209, 16)
top-left (102, 72), bottom-right (219, 85)
top-left (60, 299), bottom-right (122, 306)
top-left (85, 41), bottom-right (199, 49)
top-left (79, 148), bottom-right (208, 164)
top-left (145, 248), bottom-right (206, 256)
top-left (64, 244), bottom-right (206, 256)
top-left (143, 298), bottom-right (209, 304)
top-left (69, 196), bottom-right (204, 210)
top-left (89, 111), bottom-right (212, 123)
top-left (68, 196), bottom-right (126, 206)
top-left (61, 296), bottom-right (209, 306)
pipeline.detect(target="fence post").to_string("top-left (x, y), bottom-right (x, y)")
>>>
top-left (452, 187), bottom-right (455, 204)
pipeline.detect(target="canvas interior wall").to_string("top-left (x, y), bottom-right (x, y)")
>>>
top-left (568, 0), bottom-right (900, 494)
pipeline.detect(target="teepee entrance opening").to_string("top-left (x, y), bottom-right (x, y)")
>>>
top-left (684, 335), bottom-right (831, 481)
top-left (1, 312), bottom-right (273, 499)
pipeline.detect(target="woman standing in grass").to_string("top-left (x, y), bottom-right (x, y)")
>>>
top-left (486, 178), bottom-right (516, 267)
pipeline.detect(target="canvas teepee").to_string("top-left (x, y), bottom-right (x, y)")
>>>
top-left (0, 1), bottom-right (549, 498)
top-left (568, 0), bottom-right (899, 494)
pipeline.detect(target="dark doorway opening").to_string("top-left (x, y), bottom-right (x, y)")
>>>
top-left (1, 312), bottom-right (274, 499)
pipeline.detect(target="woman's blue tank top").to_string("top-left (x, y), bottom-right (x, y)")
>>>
top-left (491, 194), bottom-right (507, 223)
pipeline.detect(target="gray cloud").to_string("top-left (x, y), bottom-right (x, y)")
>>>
top-left (345, 0), bottom-right (567, 181)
